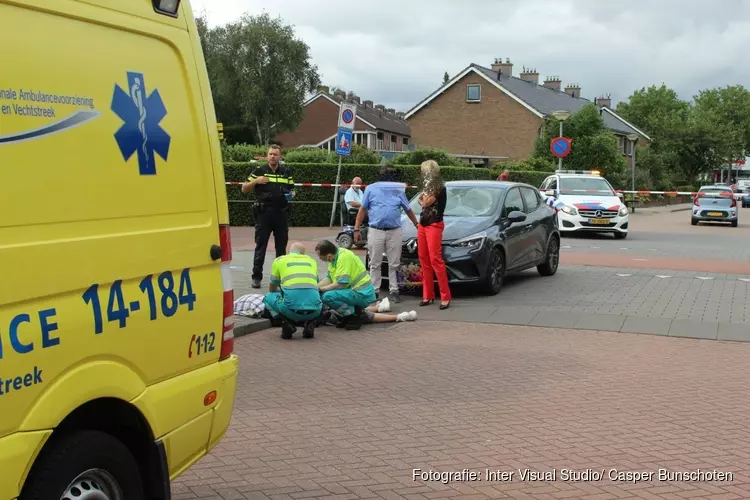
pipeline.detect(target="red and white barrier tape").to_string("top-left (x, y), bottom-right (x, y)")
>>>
top-left (225, 181), bottom-right (420, 189)
top-left (224, 182), bottom-right (740, 197)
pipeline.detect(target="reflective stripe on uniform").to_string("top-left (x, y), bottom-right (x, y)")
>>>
top-left (286, 261), bottom-right (312, 268)
top-left (283, 283), bottom-right (319, 289)
top-left (281, 272), bottom-right (318, 283)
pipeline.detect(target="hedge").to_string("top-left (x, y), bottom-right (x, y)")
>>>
top-left (225, 162), bottom-right (555, 226)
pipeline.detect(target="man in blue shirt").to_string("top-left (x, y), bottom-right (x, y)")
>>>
top-left (353, 164), bottom-right (418, 303)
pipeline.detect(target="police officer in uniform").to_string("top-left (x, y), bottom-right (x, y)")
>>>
top-left (242, 145), bottom-right (295, 288)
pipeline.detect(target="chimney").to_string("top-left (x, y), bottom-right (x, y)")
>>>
top-left (375, 104), bottom-right (385, 112)
top-left (363, 100), bottom-right (373, 108)
top-left (595, 94), bottom-right (611, 108)
top-left (396, 111), bottom-right (405, 119)
top-left (333, 89), bottom-right (346, 99)
top-left (543, 76), bottom-right (562, 91)
top-left (350, 95), bottom-right (361, 105)
top-left (386, 107), bottom-right (395, 114)
top-left (564, 83), bottom-right (581, 98)
top-left (490, 57), bottom-right (513, 77)
top-left (316, 85), bottom-right (330, 94)
top-left (519, 66), bottom-right (539, 85)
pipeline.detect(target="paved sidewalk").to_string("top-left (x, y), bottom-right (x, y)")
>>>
top-left (173, 320), bottom-right (750, 499)
top-left (232, 251), bottom-right (750, 341)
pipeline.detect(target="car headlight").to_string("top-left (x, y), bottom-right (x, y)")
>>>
top-left (560, 205), bottom-right (578, 215)
top-left (451, 231), bottom-right (487, 252)
top-left (619, 206), bottom-right (629, 216)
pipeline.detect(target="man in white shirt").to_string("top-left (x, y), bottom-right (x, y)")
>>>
top-left (343, 177), bottom-right (363, 224)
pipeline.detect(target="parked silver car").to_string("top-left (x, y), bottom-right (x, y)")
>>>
top-left (691, 185), bottom-right (738, 227)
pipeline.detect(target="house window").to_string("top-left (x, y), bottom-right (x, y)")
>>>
top-left (390, 135), bottom-right (397, 149)
top-left (620, 136), bottom-right (632, 155)
top-left (467, 84), bottom-right (481, 102)
top-left (402, 137), bottom-right (409, 151)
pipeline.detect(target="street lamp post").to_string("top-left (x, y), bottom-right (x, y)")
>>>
top-left (626, 133), bottom-right (639, 213)
top-left (551, 110), bottom-right (572, 170)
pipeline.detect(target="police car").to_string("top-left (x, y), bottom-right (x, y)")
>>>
top-left (540, 170), bottom-right (629, 239)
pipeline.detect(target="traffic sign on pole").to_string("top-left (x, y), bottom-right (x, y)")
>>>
top-left (550, 137), bottom-right (572, 158)
top-left (335, 127), bottom-right (352, 156)
top-left (338, 102), bottom-right (357, 130)
top-left (330, 101), bottom-right (357, 227)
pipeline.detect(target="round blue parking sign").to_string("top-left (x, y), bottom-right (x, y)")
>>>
top-left (550, 137), bottom-right (572, 158)
top-left (342, 109), bottom-right (354, 124)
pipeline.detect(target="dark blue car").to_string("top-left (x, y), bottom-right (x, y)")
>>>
top-left (366, 181), bottom-right (561, 295)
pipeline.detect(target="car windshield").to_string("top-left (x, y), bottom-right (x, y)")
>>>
top-left (700, 186), bottom-right (731, 194)
top-left (409, 185), bottom-right (506, 218)
top-left (558, 177), bottom-right (614, 196)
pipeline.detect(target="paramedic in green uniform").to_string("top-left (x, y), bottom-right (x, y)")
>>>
top-left (264, 242), bottom-right (322, 339)
top-left (315, 239), bottom-right (376, 330)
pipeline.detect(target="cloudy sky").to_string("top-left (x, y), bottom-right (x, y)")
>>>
top-left (190, 0), bottom-right (750, 113)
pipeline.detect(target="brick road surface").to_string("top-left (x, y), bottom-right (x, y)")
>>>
top-left (173, 321), bottom-right (750, 499)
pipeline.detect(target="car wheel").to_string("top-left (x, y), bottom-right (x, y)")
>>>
top-left (731, 220), bottom-right (738, 227)
top-left (537, 236), bottom-right (559, 277)
top-left (613, 231), bottom-right (627, 240)
top-left (19, 430), bottom-right (144, 500)
top-left (691, 218), bottom-right (698, 226)
top-left (337, 233), bottom-right (354, 249)
top-left (482, 247), bottom-right (505, 295)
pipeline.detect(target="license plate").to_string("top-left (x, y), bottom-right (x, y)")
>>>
top-left (708, 211), bottom-right (723, 216)
top-left (589, 218), bottom-right (610, 224)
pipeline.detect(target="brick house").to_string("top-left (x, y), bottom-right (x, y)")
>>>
top-left (404, 58), bottom-right (651, 168)
top-left (273, 86), bottom-right (412, 153)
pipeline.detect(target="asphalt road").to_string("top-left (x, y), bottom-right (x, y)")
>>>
top-left (171, 207), bottom-right (750, 499)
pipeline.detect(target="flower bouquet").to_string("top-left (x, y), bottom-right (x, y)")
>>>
top-left (396, 263), bottom-right (423, 292)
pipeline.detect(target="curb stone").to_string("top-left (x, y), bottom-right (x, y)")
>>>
top-left (234, 316), bottom-right (271, 337)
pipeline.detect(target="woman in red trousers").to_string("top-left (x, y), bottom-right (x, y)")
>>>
top-left (417, 160), bottom-right (451, 310)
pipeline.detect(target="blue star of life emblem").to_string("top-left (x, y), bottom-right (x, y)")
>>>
top-left (111, 72), bottom-right (171, 175)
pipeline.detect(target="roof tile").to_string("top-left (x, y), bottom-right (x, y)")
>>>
top-left (327, 93), bottom-right (411, 136)
top-left (472, 64), bottom-right (642, 136)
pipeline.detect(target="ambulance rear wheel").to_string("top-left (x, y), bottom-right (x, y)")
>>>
top-left (20, 430), bottom-right (144, 500)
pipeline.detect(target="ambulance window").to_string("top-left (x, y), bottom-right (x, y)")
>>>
top-left (152, 0), bottom-right (180, 17)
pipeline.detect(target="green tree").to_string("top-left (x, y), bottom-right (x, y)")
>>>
top-left (615, 84), bottom-right (735, 186)
top-left (196, 16), bottom-right (246, 137)
top-left (532, 104), bottom-right (626, 180)
top-left (198, 12), bottom-right (320, 145)
top-left (442, 72), bottom-right (449, 85)
top-left (391, 147), bottom-right (465, 166)
top-left (694, 85), bottom-right (750, 163)
top-left (616, 85), bottom-right (689, 153)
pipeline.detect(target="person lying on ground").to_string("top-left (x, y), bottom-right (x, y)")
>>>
top-left (320, 297), bottom-right (417, 327)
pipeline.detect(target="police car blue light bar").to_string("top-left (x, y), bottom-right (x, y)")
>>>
top-left (555, 169), bottom-right (601, 176)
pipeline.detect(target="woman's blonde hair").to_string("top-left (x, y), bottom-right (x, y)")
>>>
top-left (420, 160), bottom-right (444, 195)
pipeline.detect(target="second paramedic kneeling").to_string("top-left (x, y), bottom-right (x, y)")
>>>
top-left (315, 239), bottom-right (376, 330)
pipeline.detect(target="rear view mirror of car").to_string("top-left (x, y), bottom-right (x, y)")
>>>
top-left (507, 211), bottom-right (526, 223)
top-left (544, 189), bottom-right (555, 197)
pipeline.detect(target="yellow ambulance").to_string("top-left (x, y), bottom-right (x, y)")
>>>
top-left (0, 1), bottom-right (239, 498)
